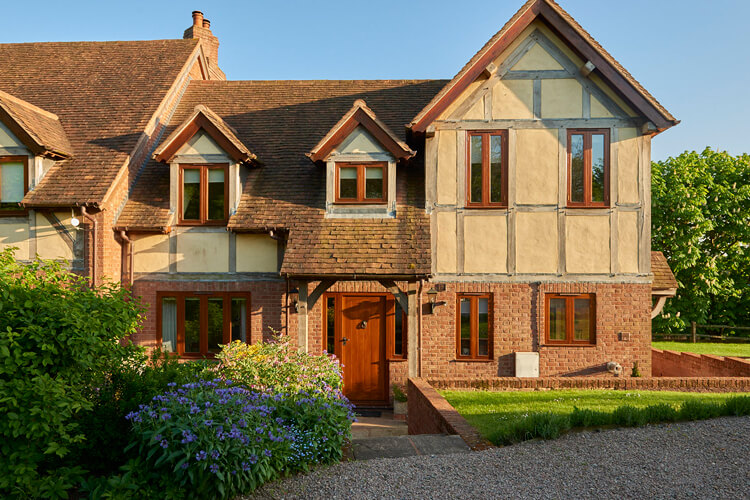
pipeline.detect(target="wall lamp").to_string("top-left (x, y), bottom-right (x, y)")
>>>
top-left (427, 288), bottom-right (446, 314)
top-left (289, 287), bottom-right (299, 313)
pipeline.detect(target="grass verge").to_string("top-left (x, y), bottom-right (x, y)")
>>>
top-left (441, 389), bottom-right (750, 445)
top-left (652, 341), bottom-right (750, 357)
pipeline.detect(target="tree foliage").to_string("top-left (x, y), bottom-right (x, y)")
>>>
top-left (652, 148), bottom-right (750, 334)
top-left (0, 249), bottom-right (144, 498)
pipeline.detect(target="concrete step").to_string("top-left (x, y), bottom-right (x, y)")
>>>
top-left (352, 434), bottom-right (471, 461)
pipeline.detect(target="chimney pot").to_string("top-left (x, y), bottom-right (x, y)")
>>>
top-left (192, 11), bottom-right (203, 27)
top-left (203, 19), bottom-right (211, 29)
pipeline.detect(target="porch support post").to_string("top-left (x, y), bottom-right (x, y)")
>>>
top-left (378, 279), bottom-right (408, 312)
top-left (407, 281), bottom-right (419, 377)
top-left (297, 281), bottom-right (309, 352)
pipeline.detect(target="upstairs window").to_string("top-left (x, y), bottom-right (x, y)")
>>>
top-left (467, 131), bottom-right (508, 208)
top-left (545, 293), bottom-right (596, 345)
top-left (567, 129), bottom-right (609, 207)
top-left (335, 162), bottom-right (386, 204)
top-left (0, 156), bottom-right (27, 215)
top-left (180, 164), bottom-right (228, 224)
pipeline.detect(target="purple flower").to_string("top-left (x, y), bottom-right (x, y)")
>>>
top-left (204, 419), bottom-right (213, 427)
top-left (248, 454), bottom-right (258, 465)
top-left (190, 406), bottom-right (200, 414)
top-left (160, 439), bottom-right (169, 449)
top-left (154, 434), bottom-right (163, 441)
top-left (211, 450), bottom-right (221, 460)
top-left (180, 462), bottom-right (189, 470)
top-left (160, 413), bottom-right (171, 420)
top-left (263, 449), bottom-right (272, 457)
top-left (204, 402), bottom-right (213, 409)
top-left (241, 461), bottom-right (251, 471)
top-left (196, 450), bottom-right (207, 461)
top-left (167, 382), bottom-right (177, 387)
top-left (210, 463), bottom-right (219, 474)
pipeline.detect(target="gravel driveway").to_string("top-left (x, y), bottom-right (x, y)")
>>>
top-left (254, 416), bottom-right (750, 499)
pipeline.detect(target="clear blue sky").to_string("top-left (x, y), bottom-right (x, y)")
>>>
top-left (3, 0), bottom-right (748, 161)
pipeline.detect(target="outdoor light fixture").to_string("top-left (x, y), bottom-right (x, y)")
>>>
top-left (289, 287), bottom-right (299, 313)
top-left (427, 288), bottom-right (446, 314)
top-left (70, 209), bottom-right (80, 229)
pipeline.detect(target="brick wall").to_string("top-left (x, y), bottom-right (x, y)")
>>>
top-left (407, 378), bottom-right (492, 450)
top-left (652, 348), bottom-right (750, 377)
top-left (131, 279), bottom-right (290, 349)
top-left (428, 376), bottom-right (750, 393)
top-left (422, 282), bottom-right (652, 379)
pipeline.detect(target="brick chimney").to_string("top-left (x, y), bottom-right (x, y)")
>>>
top-left (183, 10), bottom-right (225, 80)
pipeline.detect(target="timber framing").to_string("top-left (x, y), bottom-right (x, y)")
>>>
top-left (307, 99), bottom-right (416, 163)
top-left (409, 0), bottom-right (678, 133)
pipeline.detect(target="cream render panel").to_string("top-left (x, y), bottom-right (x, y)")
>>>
top-left (35, 211), bottom-right (74, 260)
top-left (617, 128), bottom-right (640, 204)
top-left (133, 234), bottom-right (170, 273)
top-left (176, 232), bottom-right (229, 272)
top-left (463, 215), bottom-right (507, 274)
top-left (511, 42), bottom-right (563, 71)
top-left (492, 80), bottom-right (533, 120)
top-left (566, 215), bottom-right (610, 274)
top-left (590, 95), bottom-right (614, 118)
top-left (436, 212), bottom-right (457, 274)
top-left (0, 221), bottom-right (29, 260)
top-left (617, 211), bottom-right (639, 273)
top-left (515, 212), bottom-right (558, 274)
top-left (236, 234), bottom-right (277, 273)
top-left (541, 79), bottom-right (583, 118)
top-left (515, 129), bottom-right (558, 204)
top-left (436, 130), bottom-right (457, 205)
top-left (178, 130), bottom-right (227, 157)
top-left (334, 127), bottom-right (386, 155)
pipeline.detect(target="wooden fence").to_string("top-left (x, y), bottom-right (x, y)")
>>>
top-left (654, 322), bottom-right (750, 343)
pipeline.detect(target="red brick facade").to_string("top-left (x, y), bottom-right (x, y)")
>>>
top-left (652, 348), bottom-right (750, 377)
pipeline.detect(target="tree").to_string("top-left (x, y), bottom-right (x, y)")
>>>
top-left (652, 148), bottom-right (750, 334)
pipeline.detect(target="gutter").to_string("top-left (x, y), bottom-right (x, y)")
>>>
top-left (118, 230), bottom-right (134, 286)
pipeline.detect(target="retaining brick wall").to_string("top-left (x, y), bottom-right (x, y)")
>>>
top-left (652, 348), bottom-right (750, 377)
top-left (407, 378), bottom-right (492, 450)
top-left (427, 376), bottom-right (750, 393)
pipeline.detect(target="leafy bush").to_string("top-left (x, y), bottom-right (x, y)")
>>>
top-left (496, 413), bottom-right (570, 444)
top-left (570, 407), bottom-right (611, 428)
top-left (679, 400), bottom-right (723, 421)
top-left (392, 385), bottom-right (407, 403)
top-left (724, 395), bottom-right (750, 416)
top-left (0, 249), bottom-right (144, 498)
top-left (124, 378), bottom-right (354, 498)
top-left (217, 337), bottom-right (343, 393)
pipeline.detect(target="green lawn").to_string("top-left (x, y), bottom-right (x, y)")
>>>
top-left (652, 341), bottom-right (750, 357)
top-left (441, 389), bottom-right (747, 445)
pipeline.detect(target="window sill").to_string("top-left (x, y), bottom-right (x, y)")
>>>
top-left (565, 205), bottom-right (610, 210)
top-left (387, 358), bottom-right (407, 362)
top-left (452, 358), bottom-right (495, 363)
top-left (464, 205), bottom-right (508, 210)
top-left (540, 343), bottom-right (597, 348)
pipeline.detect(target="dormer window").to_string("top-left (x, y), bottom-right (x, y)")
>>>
top-left (180, 164), bottom-right (228, 224)
top-left (335, 162), bottom-right (386, 204)
top-left (0, 156), bottom-right (27, 215)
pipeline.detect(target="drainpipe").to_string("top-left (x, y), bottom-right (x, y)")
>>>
top-left (119, 230), bottom-right (134, 286)
top-left (418, 278), bottom-right (424, 377)
top-left (80, 206), bottom-right (97, 287)
top-left (285, 276), bottom-right (290, 336)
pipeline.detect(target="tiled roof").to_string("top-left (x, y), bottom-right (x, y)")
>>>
top-left (0, 90), bottom-right (73, 158)
top-left (651, 251), bottom-right (678, 292)
top-left (119, 79), bottom-right (447, 275)
top-left (410, 0), bottom-right (677, 132)
top-left (0, 39), bottom-right (199, 206)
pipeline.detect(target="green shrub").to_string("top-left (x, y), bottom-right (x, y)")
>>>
top-left (643, 403), bottom-right (679, 423)
top-left (723, 396), bottom-right (750, 416)
top-left (570, 407), bottom-right (611, 428)
top-left (124, 378), bottom-right (354, 498)
top-left (216, 336), bottom-right (342, 393)
top-left (679, 400), bottom-right (723, 421)
top-left (497, 413), bottom-right (570, 444)
top-left (0, 249), bottom-right (144, 498)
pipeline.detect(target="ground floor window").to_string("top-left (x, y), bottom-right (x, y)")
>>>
top-left (545, 293), bottom-right (595, 345)
top-left (157, 292), bottom-right (250, 357)
top-left (456, 294), bottom-right (492, 360)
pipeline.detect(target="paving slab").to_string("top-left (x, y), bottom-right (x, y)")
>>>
top-left (352, 434), bottom-right (470, 460)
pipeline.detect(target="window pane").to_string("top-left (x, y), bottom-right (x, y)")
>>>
top-left (184, 298), bottom-right (201, 353)
top-left (470, 135), bottom-right (483, 204)
top-left (549, 298), bottom-right (567, 341)
top-left (460, 298), bottom-right (471, 356)
top-left (207, 169), bottom-right (225, 220)
top-left (1, 162), bottom-right (24, 209)
top-left (207, 297), bottom-right (224, 353)
top-left (231, 298), bottom-right (246, 343)
top-left (570, 134), bottom-right (584, 203)
top-left (477, 298), bottom-right (489, 356)
top-left (326, 297), bottom-right (336, 354)
top-left (489, 136), bottom-right (503, 204)
top-left (574, 298), bottom-right (591, 341)
top-left (339, 166), bottom-right (357, 199)
top-left (364, 166), bottom-right (384, 200)
top-left (591, 134), bottom-right (606, 203)
top-left (161, 297), bottom-right (177, 353)
top-left (394, 301), bottom-right (404, 357)
top-left (182, 169), bottom-right (200, 220)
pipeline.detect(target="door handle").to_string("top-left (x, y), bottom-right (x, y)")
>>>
top-left (341, 337), bottom-right (349, 345)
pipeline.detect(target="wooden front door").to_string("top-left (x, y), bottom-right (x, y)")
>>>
top-left (339, 295), bottom-right (387, 405)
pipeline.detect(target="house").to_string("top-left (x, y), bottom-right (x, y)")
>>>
top-left (0, 0), bottom-right (678, 406)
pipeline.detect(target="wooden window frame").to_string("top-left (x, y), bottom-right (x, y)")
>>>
top-left (322, 293), bottom-right (407, 361)
top-left (455, 293), bottom-right (493, 360)
top-left (544, 293), bottom-right (596, 346)
top-left (466, 131), bottom-right (508, 208)
top-left (0, 155), bottom-right (29, 216)
top-left (156, 291), bottom-right (251, 358)
top-left (334, 162), bottom-right (387, 204)
top-left (178, 164), bottom-right (229, 225)
top-left (566, 129), bottom-right (610, 208)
